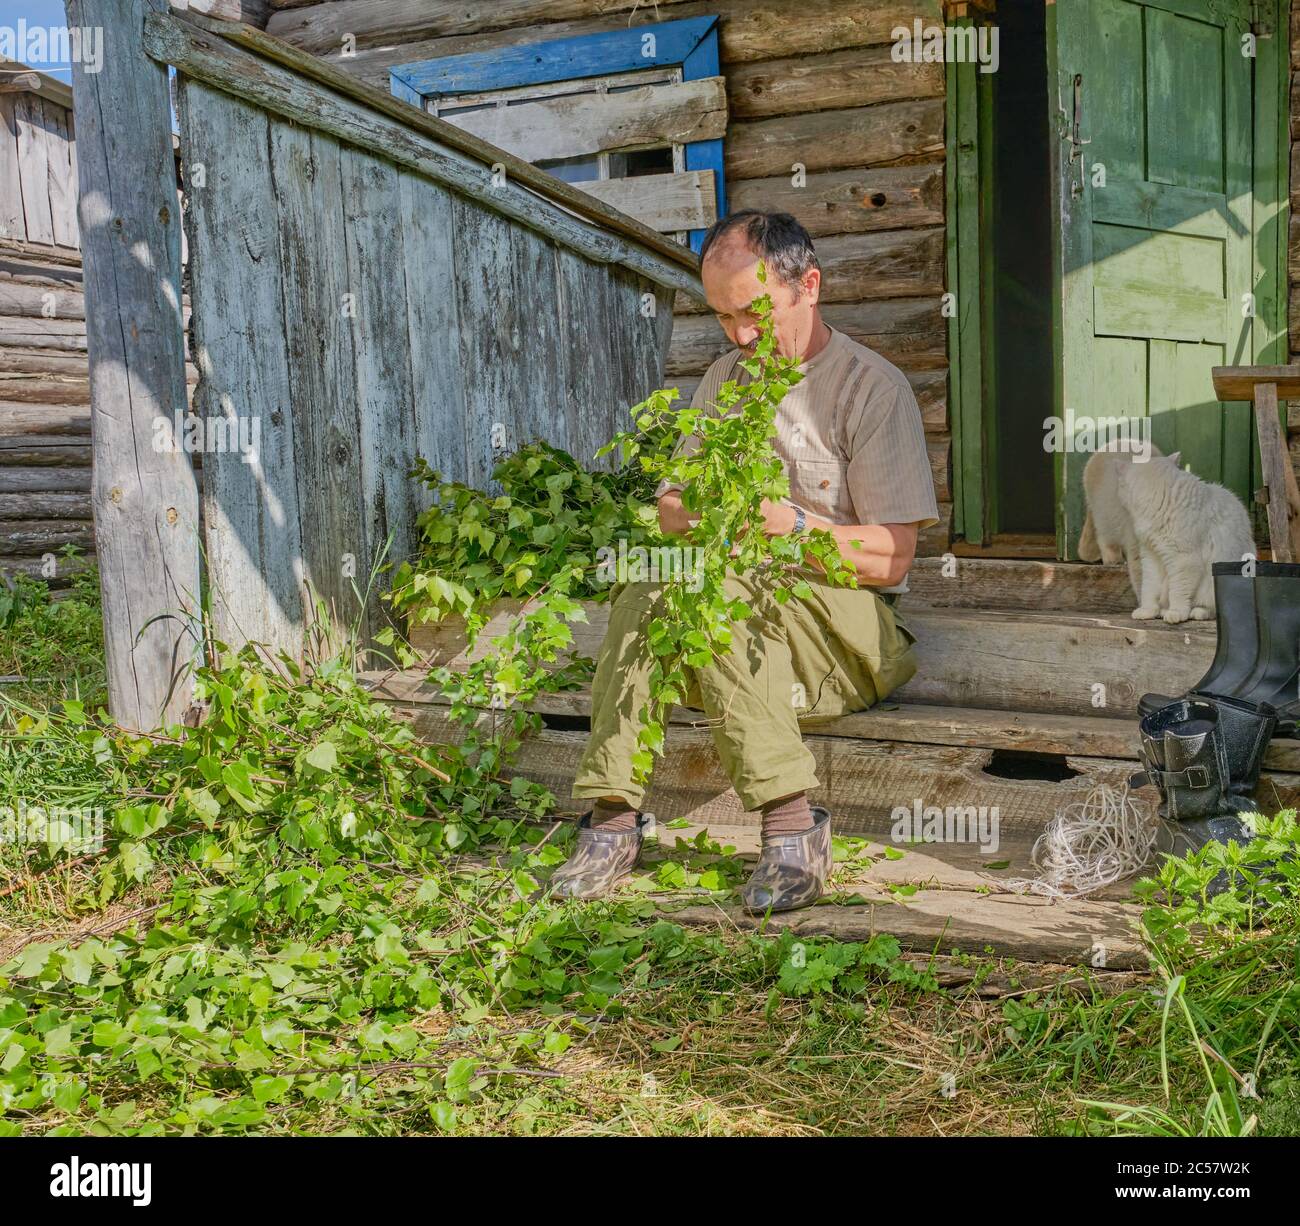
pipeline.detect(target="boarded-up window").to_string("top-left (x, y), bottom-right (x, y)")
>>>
top-left (390, 16), bottom-right (728, 252)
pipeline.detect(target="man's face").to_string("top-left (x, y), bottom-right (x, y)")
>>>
top-left (700, 236), bottom-right (822, 359)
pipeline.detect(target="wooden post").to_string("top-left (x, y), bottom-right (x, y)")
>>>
top-left (67, 0), bottom-right (201, 729)
top-left (1211, 366), bottom-right (1300, 564)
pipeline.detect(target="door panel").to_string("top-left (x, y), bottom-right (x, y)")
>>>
top-left (1052, 0), bottom-right (1254, 558)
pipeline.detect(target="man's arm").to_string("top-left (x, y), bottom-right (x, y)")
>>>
top-left (656, 489), bottom-right (697, 536)
top-left (658, 490), bottom-right (917, 587)
top-left (759, 500), bottom-right (918, 588)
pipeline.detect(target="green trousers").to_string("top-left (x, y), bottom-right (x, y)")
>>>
top-left (572, 571), bottom-right (919, 813)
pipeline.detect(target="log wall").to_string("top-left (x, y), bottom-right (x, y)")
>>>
top-left (263, 0), bottom-right (953, 553)
top-left (0, 248), bottom-right (92, 584)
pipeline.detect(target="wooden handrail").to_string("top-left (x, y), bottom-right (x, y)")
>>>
top-left (1211, 365), bottom-right (1300, 564)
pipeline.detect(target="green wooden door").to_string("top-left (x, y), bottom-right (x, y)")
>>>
top-left (1050, 0), bottom-right (1256, 559)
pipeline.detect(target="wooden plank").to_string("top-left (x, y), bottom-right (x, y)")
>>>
top-left (0, 238), bottom-right (85, 266)
top-left (390, 15), bottom-right (722, 98)
top-left (370, 670), bottom-right (1148, 762)
top-left (0, 491), bottom-right (90, 519)
top-left (1253, 381), bottom-right (1300, 562)
top-left (0, 75), bottom-right (41, 95)
top-left (405, 597), bottom-right (1219, 720)
top-left (440, 75), bottom-right (727, 164)
top-left (928, 438), bottom-right (950, 503)
top-left (43, 101), bottom-right (77, 249)
top-left (152, 8), bottom-right (700, 285)
top-left (1212, 363), bottom-right (1300, 400)
top-left (577, 170), bottom-right (716, 233)
top-left (339, 143), bottom-right (419, 633)
top-left (554, 248), bottom-right (623, 469)
top-left (269, 0), bottom-right (939, 60)
top-left (729, 164), bottom-right (944, 238)
top-left (0, 97), bottom-right (23, 241)
top-left (268, 121), bottom-right (367, 652)
top-left (677, 229), bottom-right (945, 311)
top-left (13, 93), bottom-right (54, 248)
top-left (666, 890), bottom-right (1147, 969)
top-left (68, 0), bottom-right (202, 729)
top-left (906, 557), bottom-right (1135, 613)
top-left (895, 607), bottom-right (1216, 718)
top-left (450, 197), bottom-right (523, 492)
top-left (396, 170), bottom-right (468, 507)
top-left (448, 200), bottom-right (574, 492)
top-left (598, 264), bottom-right (676, 467)
top-left (64, 112), bottom-right (78, 252)
top-left (179, 80), bottom-right (308, 658)
top-left (727, 43), bottom-right (944, 119)
top-left (0, 57), bottom-right (75, 111)
top-left (725, 100), bottom-right (945, 182)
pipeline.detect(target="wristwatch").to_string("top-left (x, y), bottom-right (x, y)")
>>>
top-left (789, 505), bottom-right (807, 536)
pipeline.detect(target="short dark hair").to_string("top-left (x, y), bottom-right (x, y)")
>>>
top-left (698, 210), bottom-right (821, 296)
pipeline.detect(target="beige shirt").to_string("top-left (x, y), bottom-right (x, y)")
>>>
top-left (657, 326), bottom-right (940, 593)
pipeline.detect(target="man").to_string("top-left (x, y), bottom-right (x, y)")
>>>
top-left (549, 210), bottom-right (941, 912)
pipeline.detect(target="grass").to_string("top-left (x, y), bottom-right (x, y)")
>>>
top-left (0, 565), bottom-right (1297, 1137)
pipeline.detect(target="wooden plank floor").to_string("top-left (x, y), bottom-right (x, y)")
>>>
top-left (637, 819), bottom-right (1148, 969)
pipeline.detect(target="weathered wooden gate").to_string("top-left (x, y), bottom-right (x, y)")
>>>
top-left (72, 1), bottom-right (700, 728)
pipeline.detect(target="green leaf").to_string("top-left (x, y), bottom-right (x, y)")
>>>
top-left (304, 741), bottom-right (339, 774)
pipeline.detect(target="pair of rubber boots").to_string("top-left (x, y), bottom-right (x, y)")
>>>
top-left (1139, 561), bottom-right (1300, 733)
top-left (545, 806), bottom-right (834, 913)
top-left (1132, 562), bottom-right (1297, 892)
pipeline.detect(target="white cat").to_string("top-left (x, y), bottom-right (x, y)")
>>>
top-left (1078, 446), bottom-right (1255, 623)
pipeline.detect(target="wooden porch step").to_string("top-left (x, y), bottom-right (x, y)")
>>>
top-left (407, 597), bottom-right (1219, 719)
top-left (374, 688), bottom-right (1300, 874)
top-left (663, 894), bottom-right (1146, 969)
top-left (370, 672), bottom-right (1300, 775)
top-left (643, 821), bottom-right (1146, 968)
top-left (905, 557), bottom-right (1135, 613)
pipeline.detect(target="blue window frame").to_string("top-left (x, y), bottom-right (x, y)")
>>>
top-left (390, 16), bottom-right (725, 253)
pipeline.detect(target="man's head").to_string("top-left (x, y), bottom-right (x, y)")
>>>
top-left (698, 210), bottom-right (823, 359)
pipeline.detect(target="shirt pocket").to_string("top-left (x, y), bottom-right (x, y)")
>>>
top-left (790, 458), bottom-right (849, 521)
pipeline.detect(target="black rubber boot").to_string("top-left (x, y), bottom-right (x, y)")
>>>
top-left (1138, 562), bottom-right (1257, 720)
top-left (1230, 563), bottom-right (1300, 736)
top-left (1132, 697), bottom-right (1276, 896)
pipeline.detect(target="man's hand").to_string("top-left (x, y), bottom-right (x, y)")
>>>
top-left (757, 498), bottom-right (798, 536)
